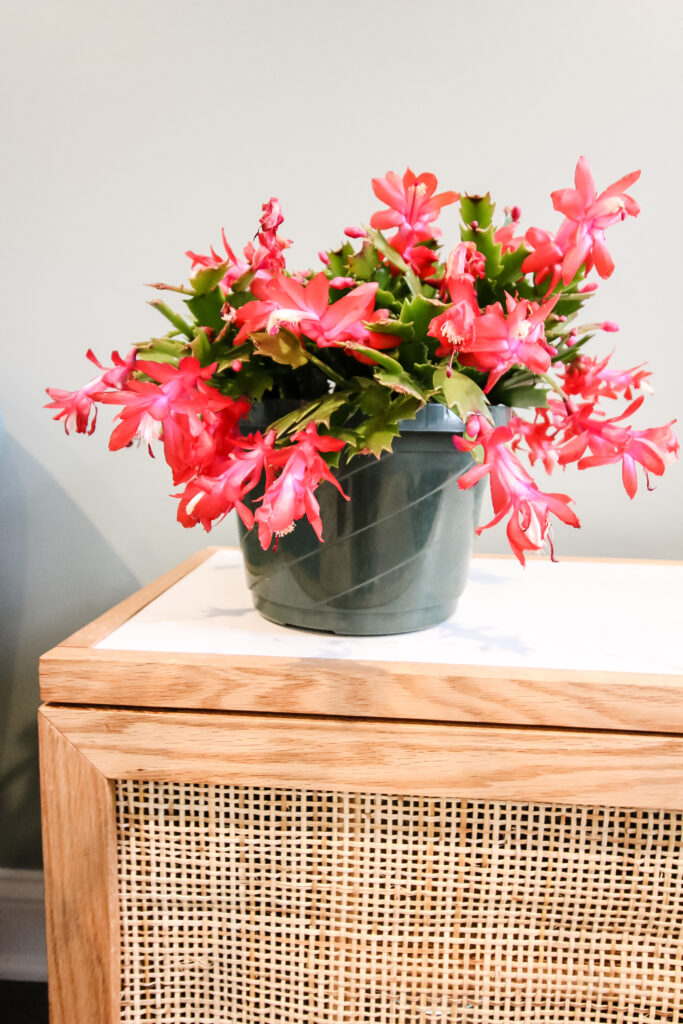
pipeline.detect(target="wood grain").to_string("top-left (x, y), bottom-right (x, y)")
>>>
top-left (39, 547), bottom-right (683, 733)
top-left (57, 546), bottom-right (218, 648)
top-left (39, 644), bottom-right (683, 735)
top-left (40, 705), bottom-right (683, 810)
top-left (38, 712), bottom-right (120, 1024)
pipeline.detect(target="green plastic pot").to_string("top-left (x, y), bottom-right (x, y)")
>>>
top-left (237, 403), bottom-right (503, 635)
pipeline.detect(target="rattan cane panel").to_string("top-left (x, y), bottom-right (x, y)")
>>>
top-left (116, 782), bottom-right (683, 1023)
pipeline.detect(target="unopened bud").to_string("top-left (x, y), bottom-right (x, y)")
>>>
top-left (318, 250), bottom-right (330, 265)
top-left (329, 276), bottom-right (355, 289)
top-left (578, 282), bottom-right (598, 293)
top-left (344, 225), bottom-right (366, 239)
top-left (470, 220), bottom-right (479, 231)
top-left (600, 320), bottom-right (620, 332)
top-left (511, 205), bottom-right (521, 222)
top-left (231, 359), bottom-right (243, 373)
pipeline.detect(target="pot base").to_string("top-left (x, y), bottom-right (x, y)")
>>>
top-left (251, 595), bottom-right (458, 636)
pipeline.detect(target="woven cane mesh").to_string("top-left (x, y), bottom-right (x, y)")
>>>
top-left (116, 782), bottom-right (683, 1023)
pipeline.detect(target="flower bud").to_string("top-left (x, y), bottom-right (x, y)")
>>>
top-left (329, 276), bottom-right (355, 289)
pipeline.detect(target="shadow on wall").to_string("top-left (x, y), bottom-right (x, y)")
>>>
top-left (0, 432), bottom-right (138, 868)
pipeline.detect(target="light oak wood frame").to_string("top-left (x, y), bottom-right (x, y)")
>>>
top-left (39, 712), bottom-right (120, 1024)
top-left (39, 697), bottom-right (683, 1024)
top-left (39, 549), bottom-right (683, 735)
top-left (39, 704), bottom-right (683, 810)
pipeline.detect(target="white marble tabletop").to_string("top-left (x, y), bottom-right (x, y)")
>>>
top-left (96, 549), bottom-right (683, 677)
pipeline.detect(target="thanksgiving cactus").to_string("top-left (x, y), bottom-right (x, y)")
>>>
top-left (47, 159), bottom-right (678, 563)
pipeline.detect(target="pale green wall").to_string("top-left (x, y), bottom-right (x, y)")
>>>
top-left (1, 0), bottom-right (681, 866)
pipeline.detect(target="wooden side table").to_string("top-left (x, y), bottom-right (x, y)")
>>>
top-left (39, 548), bottom-right (683, 1023)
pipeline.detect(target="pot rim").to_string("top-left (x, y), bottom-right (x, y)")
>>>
top-left (243, 399), bottom-right (509, 434)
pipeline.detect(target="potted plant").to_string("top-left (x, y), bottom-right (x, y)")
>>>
top-left (46, 158), bottom-right (678, 633)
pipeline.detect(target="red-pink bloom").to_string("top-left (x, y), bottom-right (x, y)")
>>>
top-left (428, 243), bottom-right (483, 358)
top-left (329, 276), bottom-right (356, 290)
top-left (370, 169), bottom-right (459, 251)
top-left (186, 228), bottom-right (247, 291)
top-left (255, 424), bottom-right (347, 548)
top-left (521, 158), bottom-right (640, 290)
top-left (168, 388), bottom-right (250, 485)
top-left (45, 348), bottom-right (137, 434)
top-left (99, 358), bottom-right (219, 472)
top-left (521, 227), bottom-right (565, 294)
top-left (86, 348), bottom-right (137, 388)
top-left (551, 156), bottom-right (640, 284)
top-left (399, 242), bottom-right (439, 278)
top-left (460, 294), bottom-right (558, 393)
top-left (454, 242), bottom-right (486, 282)
top-left (234, 272), bottom-right (378, 348)
top-left (555, 396), bottom-right (678, 498)
top-left (186, 197), bottom-right (291, 294)
top-left (243, 197), bottom-right (292, 276)
top-left (562, 353), bottom-right (652, 402)
top-left (510, 409), bottom-right (562, 474)
top-left (494, 223), bottom-right (525, 254)
top-left (454, 414), bottom-right (580, 565)
top-left (45, 378), bottom-right (104, 435)
top-left (428, 292), bottom-right (478, 360)
top-left (176, 430), bottom-right (275, 531)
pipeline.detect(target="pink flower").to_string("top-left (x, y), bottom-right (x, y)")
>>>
top-left (99, 357), bottom-right (218, 469)
top-left (45, 348), bottom-right (137, 434)
top-left (168, 388), bottom-right (250, 485)
top-left (186, 197), bottom-right (291, 294)
top-left (244, 197), bottom-right (292, 276)
top-left (551, 156), bottom-right (640, 284)
top-left (399, 242), bottom-right (439, 278)
top-left (86, 347), bottom-right (137, 388)
top-left (45, 378), bottom-right (103, 435)
top-left (255, 423), bottom-right (347, 548)
top-left (562, 354), bottom-right (652, 402)
top-left (428, 243), bottom-right (484, 358)
top-left (521, 227), bottom-right (565, 294)
top-left (427, 291), bottom-right (478, 360)
top-left (555, 396), bottom-right (678, 498)
top-left (510, 409), bottom-right (562, 474)
top-left (494, 223), bottom-right (525, 254)
top-left (461, 294), bottom-right (558, 393)
top-left (329, 276), bottom-right (356, 290)
top-left (370, 169), bottom-right (459, 251)
top-left (454, 414), bottom-right (580, 565)
top-left (234, 272), bottom-right (378, 348)
top-left (186, 228), bottom-right (248, 292)
top-left (177, 430), bottom-right (275, 531)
